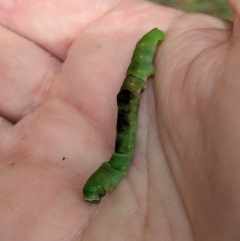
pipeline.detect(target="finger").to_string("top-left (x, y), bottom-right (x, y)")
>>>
top-left (0, 25), bottom-right (60, 122)
top-left (227, 0), bottom-right (240, 39)
top-left (0, 0), bottom-right (121, 59)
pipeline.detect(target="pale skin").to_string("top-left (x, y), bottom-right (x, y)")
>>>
top-left (0, 0), bottom-right (239, 240)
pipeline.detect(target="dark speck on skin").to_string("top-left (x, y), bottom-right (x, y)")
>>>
top-left (62, 157), bottom-right (66, 161)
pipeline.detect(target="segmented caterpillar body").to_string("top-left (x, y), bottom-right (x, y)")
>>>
top-left (83, 28), bottom-right (165, 203)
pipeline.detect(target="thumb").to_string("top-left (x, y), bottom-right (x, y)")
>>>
top-left (228, 0), bottom-right (240, 38)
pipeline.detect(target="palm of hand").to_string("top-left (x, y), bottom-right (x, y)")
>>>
top-left (0, 0), bottom-right (239, 240)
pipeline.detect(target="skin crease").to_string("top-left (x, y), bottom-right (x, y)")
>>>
top-left (0, 0), bottom-right (239, 240)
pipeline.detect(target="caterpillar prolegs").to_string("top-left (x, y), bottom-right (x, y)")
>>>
top-left (83, 28), bottom-right (165, 203)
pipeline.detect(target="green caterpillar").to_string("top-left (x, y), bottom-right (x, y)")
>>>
top-left (83, 28), bottom-right (165, 203)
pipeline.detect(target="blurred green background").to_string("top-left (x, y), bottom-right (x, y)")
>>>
top-left (149, 0), bottom-right (232, 20)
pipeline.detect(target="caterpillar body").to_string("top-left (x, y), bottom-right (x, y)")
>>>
top-left (83, 28), bottom-right (165, 203)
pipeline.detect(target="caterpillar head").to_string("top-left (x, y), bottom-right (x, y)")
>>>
top-left (83, 183), bottom-right (105, 204)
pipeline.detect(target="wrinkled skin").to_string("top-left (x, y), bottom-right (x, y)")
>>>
top-left (0, 0), bottom-right (239, 240)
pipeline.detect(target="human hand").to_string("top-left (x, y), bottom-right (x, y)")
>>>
top-left (0, 0), bottom-right (178, 240)
top-left (154, 0), bottom-right (240, 240)
top-left (0, 0), bottom-right (237, 240)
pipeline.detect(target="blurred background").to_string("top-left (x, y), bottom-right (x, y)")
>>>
top-left (149, 0), bottom-right (232, 20)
